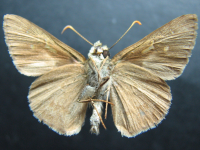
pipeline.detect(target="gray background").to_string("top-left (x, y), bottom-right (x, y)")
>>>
top-left (0, 0), bottom-right (200, 150)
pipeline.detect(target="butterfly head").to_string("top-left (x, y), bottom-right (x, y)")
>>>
top-left (88, 41), bottom-right (110, 60)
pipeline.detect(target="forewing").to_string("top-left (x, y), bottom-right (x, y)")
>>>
top-left (28, 64), bottom-right (87, 136)
top-left (3, 14), bottom-right (86, 76)
top-left (110, 62), bottom-right (171, 137)
top-left (112, 14), bottom-right (198, 80)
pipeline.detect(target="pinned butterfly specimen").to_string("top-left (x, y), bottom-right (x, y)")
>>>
top-left (3, 14), bottom-right (198, 137)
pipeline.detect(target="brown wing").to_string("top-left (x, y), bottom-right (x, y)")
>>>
top-left (112, 14), bottom-right (198, 80)
top-left (28, 64), bottom-right (87, 136)
top-left (110, 62), bottom-right (171, 137)
top-left (3, 14), bottom-right (86, 76)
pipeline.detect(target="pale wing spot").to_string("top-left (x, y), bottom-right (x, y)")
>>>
top-left (30, 45), bottom-right (34, 49)
top-left (139, 109), bottom-right (145, 116)
top-left (44, 37), bottom-right (57, 54)
top-left (45, 44), bottom-right (57, 53)
top-left (141, 41), bottom-right (155, 54)
top-left (164, 46), bottom-right (169, 52)
top-left (29, 62), bottom-right (50, 67)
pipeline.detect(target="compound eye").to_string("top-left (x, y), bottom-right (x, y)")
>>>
top-left (102, 50), bottom-right (110, 58)
top-left (93, 48), bottom-right (97, 54)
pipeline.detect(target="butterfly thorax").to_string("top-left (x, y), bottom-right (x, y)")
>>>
top-left (80, 41), bottom-right (112, 134)
top-left (87, 40), bottom-right (110, 85)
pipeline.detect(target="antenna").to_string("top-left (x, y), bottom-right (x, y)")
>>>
top-left (109, 20), bottom-right (142, 50)
top-left (61, 25), bottom-right (93, 46)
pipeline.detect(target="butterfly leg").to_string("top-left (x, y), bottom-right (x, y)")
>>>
top-left (89, 76), bottom-right (112, 134)
top-left (78, 97), bottom-right (114, 132)
top-left (76, 85), bottom-right (107, 134)
top-left (99, 56), bottom-right (109, 73)
top-left (78, 94), bottom-right (106, 134)
top-left (96, 75), bottom-right (111, 119)
top-left (89, 56), bottom-right (101, 81)
top-left (78, 99), bottom-right (113, 105)
top-left (104, 80), bottom-right (111, 119)
top-left (90, 100), bottom-right (107, 130)
top-left (89, 98), bottom-right (105, 135)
